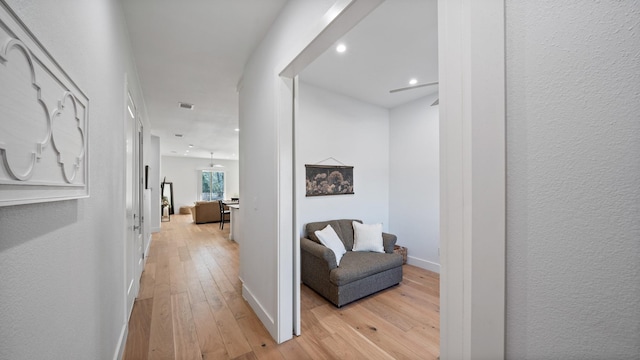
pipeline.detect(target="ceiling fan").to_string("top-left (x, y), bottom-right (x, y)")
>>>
top-left (389, 81), bottom-right (439, 106)
top-left (207, 152), bottom-right (224, 168)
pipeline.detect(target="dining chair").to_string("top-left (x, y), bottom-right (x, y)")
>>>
top-left (218, 200), bottom-right (231, 230)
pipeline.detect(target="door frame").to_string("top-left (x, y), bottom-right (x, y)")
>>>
top-left (136, 116), bottom-right (144, 282)
top-left (124, 78), bottom-right (145, 322)
top-left (437, 0), bottom-right (505, 358)
top-left (277, 0), bottom-right (506, 357)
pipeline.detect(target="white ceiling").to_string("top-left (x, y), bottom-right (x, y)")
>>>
top-left (122, 0), bottom-right (288, 160)
top-left (301, 0), bottom-right (438, 109)
top-left (122, 0), bottom-right (438, 161)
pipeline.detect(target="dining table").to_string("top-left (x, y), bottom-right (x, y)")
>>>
top-left (222, 200), bottom-right (240, 242)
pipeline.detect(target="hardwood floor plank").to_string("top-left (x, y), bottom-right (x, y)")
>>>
top-left (178, 245), bottom-right (192, 262)
top-left (236, 314), bottom-right (284, 360)
top-left (376, 286), bottom-right (440, 328)
top-left (147, 284), bottom-right (174, 360)
top-left (404, 323), bottom-right (440, 358)
top-left (123, 298), bottom-right (153, 360)
top-left (204, 249), bottom-right (251, 319)
top-left (191, 301), bottom-right (229, 359)
top-left (211, 303), bottom-right (253, 358)
top-left (138, 263), bottom-right (156, 300)
top-left (319, 333), bottom-right (369, 359)
top-left (154, 248), bottom-right (171, 287)
top-left (299, 308), bottom-right (332, 341)
top-left (169, 255), bottom-right (188, 295)
top-left (185, 279), bottom-right (207, 305)
top-left (315, 310), bottom-right (394, 360)
top-left (200, 278), bottom-right (225, 312)
top-left (182, 260), bottom-right (200, 282)
top-left (231, 352), bottom-right (258, 360)
top-left (292, 335), bottom-right (335, 360)
top-left (277, 338), bottom-right (312, 360)
top-left (339, 303), bottom-right (432, 359)
top-left (171, 292), bottom-right (203, 360)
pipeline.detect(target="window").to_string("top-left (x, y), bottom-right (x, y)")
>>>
top-left (200, 170), bottom-right (225, 200)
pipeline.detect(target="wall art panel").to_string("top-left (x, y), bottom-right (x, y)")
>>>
top-left (0, 1), bottom-right (89, 206)
top-left (305, 164), bottom-right (354, 197)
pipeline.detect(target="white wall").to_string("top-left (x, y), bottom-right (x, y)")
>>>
top-left (506, 1), bottom-right (640, 358)
top-left (389, 95), bottom-right (439, 272)
top-left (161, 155), bottom-right (239, 210)
top-left (239, 0), bottom-right (338, 342)
top-left (0, 0), bottom-right (150, 359)
top-left (297, 82), bottom-right (390, 233)
top-left (149, 135), bottom-right (161, 232)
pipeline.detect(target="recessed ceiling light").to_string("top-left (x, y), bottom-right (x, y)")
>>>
top-left (336, 43), bottom-right (346, 53)
top-left (178, 102), bottom-right (194, 110)
top-left (234, 128), bottom-right (240, 132)
top-left (409, 78), bottom-right (418, 85)
top-left (188, 144), bottom-right (194, 148)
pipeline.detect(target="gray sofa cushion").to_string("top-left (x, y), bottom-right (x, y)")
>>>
top-left (330, 251), bottom-right (404, 286)
top-left (306, 219), bottom-right (361, 251)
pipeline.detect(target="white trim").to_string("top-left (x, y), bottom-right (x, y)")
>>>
top-left (292, 75), bottom-right (301, 337)
top-left (406, 256), bottom-right (441, 274)
top-left (113, 323), bottom-right (127, 360)
top-left (145, 233), bottom-right (152, 258)
top-left (122, 73), bottom-right (130, 329)
top-left (438, 0), bottom-right (506, 358)
top-left (276, 74), bottom-right (294, 343)
top-left (242, 283), bottom-right (276, 334)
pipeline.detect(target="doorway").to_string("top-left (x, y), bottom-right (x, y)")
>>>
top-left (292, 0), bottom-right (440, 340)
top-left (277, 0), bottom-right (506, 357)
top-left (125, 90), bottom-right (145, 319)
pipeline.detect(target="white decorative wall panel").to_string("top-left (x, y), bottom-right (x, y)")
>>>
top-left (0, 2), bottom-right (89, 206)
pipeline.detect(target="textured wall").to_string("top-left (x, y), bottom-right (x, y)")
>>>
top-left (506, 1), bottom-right (640, 358)
top-left (0, 0), bottom-right (148, 359)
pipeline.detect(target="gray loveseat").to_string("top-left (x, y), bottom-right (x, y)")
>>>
top-left (301, 219), bottom-right (403, 307)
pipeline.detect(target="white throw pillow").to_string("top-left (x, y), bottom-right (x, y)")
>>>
top-left (352, 222), bottom-right (384, 253)
top-left (314, 224), bottom-right (347, 266)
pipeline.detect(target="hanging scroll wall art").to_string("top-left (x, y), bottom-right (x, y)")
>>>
top-left (0, 1), bottom-right (89, 206)
top-left (305, 164), bottom-right (354, 197)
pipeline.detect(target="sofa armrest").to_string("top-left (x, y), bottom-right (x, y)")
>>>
top-left (382, 232), bottom-right (397, 253)
top-left (300, 237), bottom-right (337, 270)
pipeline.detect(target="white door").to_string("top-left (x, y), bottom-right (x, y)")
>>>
top-left (125, 91), bottom-right (144, 318)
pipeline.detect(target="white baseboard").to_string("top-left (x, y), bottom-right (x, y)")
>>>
top-left (151, 226), bottom-right (161, 233)
top-left (145, 234), bottom-right (152, 259)
top-left (113, 323), bottom-right (127, 360)
top-left (242, 283), bottom-right (276, 339)
top-left (407, 256), bottom-right (441, 273)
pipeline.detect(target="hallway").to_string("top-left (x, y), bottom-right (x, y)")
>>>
top-left (123, 215), bottom-right (440, 359)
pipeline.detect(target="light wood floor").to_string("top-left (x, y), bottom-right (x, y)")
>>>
top-left (123, 215), bottom-right (440, 360)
